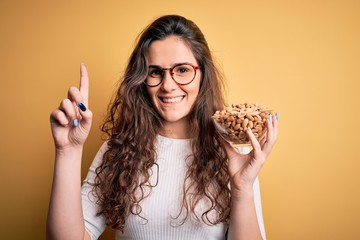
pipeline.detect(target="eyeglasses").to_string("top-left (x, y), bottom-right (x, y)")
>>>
top-left (145, 63), bottom-right (201, 87)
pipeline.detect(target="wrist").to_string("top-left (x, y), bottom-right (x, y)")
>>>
top-left (230, 186), bottom-right (255, 202)
top-left (55, 145), bottom-right (84, 160)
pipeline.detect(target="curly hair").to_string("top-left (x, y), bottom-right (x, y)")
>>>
top-left (92, 15), bottom-right (230, 232)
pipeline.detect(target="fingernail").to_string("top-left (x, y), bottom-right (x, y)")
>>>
top-left (275, 112), bottom-right (279, 121)
top-left (248, 127), bottom-right (252, 133)
top-left (73, 119), bottom-right (78, 127)
top-left (269, 115), bottom-right (273, 124)
top-left (78, 102), bottom-right (87, 112)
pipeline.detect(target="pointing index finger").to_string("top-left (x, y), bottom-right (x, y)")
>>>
top-left (79, 63), bottom-right (89, 107)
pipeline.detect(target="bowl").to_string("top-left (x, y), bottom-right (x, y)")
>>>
top-left (212, 103), bottom-right (274, 147)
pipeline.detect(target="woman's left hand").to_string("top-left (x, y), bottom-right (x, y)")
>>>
top-left (221, 114), bottom-right (279, 197)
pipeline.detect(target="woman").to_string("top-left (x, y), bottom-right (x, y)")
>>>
top-left (47, 15), bottom-right (278, 240)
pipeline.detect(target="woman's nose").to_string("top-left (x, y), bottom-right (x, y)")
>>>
top-left (160, 70), bottom-right (178, 91)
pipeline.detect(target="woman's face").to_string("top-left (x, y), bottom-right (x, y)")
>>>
top-left (146, 36), bottom-right (201, 134)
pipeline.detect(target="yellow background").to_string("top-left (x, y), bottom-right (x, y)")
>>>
top-left (1, 0), bottom-right (359, 239)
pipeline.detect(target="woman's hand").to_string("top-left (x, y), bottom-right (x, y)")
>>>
top-left (50, 64), bottom-right (93, 151)
top-left (222, 114), bottom-right (279, 197)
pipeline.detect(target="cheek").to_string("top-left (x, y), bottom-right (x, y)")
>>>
top-left (189, 79), bottom-right (201, 98)
top-left (146, 89), bottom-right (157, 108)
top-left (195, 73), bottom-right (202, 93)
top-left (146, 87), bottom-right (156, 100)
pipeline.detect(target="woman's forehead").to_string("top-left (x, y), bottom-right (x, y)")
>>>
top-left (146, 36), bottom-right (198, 66)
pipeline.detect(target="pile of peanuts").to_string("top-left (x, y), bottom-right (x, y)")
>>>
top-left (212, 103), bottom-right (274, 145)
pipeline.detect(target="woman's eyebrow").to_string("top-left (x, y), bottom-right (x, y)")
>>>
top-left (148, 64), bottom-right (162, 68)
top-left (148, 62), bottom-right (193, 68)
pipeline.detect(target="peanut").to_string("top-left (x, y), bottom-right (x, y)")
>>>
top-left (213, 103), bottom-right (274, 145)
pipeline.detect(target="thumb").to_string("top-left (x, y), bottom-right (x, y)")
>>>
top-left (78, 107), bottom-right (93, 129)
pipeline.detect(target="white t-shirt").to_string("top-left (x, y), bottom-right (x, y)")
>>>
top-left (81, 135), bottom-right (266, 239)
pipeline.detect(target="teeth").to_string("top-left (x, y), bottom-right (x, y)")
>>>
top-left (162, 96), bottom-right (183, 103)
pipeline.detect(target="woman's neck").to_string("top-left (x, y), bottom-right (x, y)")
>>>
top-left (159, 120), bottom-right (193, 139)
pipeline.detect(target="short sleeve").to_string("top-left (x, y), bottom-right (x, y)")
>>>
top-left (81, 141), bottom-right (109, 240)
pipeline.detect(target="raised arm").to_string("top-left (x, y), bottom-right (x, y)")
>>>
top-left (47, 64), bottom-right (93, 240)
top-left (222, 114), bottom-right (279, 240)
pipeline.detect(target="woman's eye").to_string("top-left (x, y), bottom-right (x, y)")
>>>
top-left (175, 66), bottom-right (190, 74)
top-left (150, 68), bottom-right (163, 77)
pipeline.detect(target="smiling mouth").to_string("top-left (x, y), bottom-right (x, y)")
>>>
top-left (160, 96), bottom-right (184, 103)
